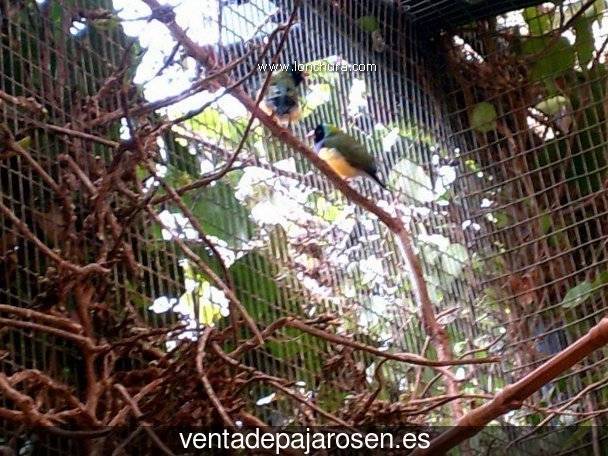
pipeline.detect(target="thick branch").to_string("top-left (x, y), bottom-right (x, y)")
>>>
top-left (412, 317), bottom-right (608, 455)
top-left (0, 304), bottom-right (81, 332)
top-left (0, 373), bottom-right (55, 426)
top-left (0, 317), bottom-right (100, 350)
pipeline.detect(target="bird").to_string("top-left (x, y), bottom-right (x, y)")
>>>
top-left (259, 67), bottom-right (305, 128)
top-left (308, 123), bottom-right (387, 189)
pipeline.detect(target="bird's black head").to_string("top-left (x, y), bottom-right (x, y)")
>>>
top-left (288, 67), bottom-right (305, 86)
top-left (313, 124), bottom-right (325, 144)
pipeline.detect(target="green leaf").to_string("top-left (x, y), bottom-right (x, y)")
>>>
top-left (230, 249), bottom-right (314, 367)
top-left (565, 105), bottom-right (606, 196)
top-left (523, 6), bottom-right (553, 36)
top-left (189, 108), bottom-right (245, 145)
top-left (523, 37), bottom-right (576, 83)
top-left (592, 270), bottom-right (608, 288)
top-left (443, 243), bottom-right (468, 277)
top-left (588, 65), bottom-right (608, 103)
top-left (49, 1), bottom-right (65, 28)
top-left (229, 252), bottom-right (280, 322)
top-left (16, 136), bottom-right (31, 150)
top-left (90, 17), bottom-right (121, 32)
top-left (585, 0), bottom-right (606, 18)
top-left (469, 102), bottom-right (497, 133)
top-left (191, 108), bottom-right (224, 138)
top-left (488, 211), bottom-right (510, 229)
top-left (418, 234), bottom-right (468, 279)
top-left (301, 83), bottom-right (332, 118)
top-left (312, 195), bottom-right (343, 222)
top-left (474, 349), bottom-right (488, 359)
top-left (187, 181), bottom-right (254, 247)
top-left (177, 279), bottom-right (224, 325)
top-left (539, 212), bottom-right (553, 234)
top-left (535, 96), bottom-right (570, 116)
top-left (150, 222), bottom-right (163, 241)
top-left (392, 122), bottom-right (436, 147)
top-left (135, 164), bottom-right (149, 182)
top-left (265, 327), bottom-right (318, 371)
top-left (574, 16), bottom-right (595, 67)
top-left (560, 281), bottom-right (593, 308)
top-left (357, 16), bottom-right (379, 33)
top-left (389, 158), bottom-right (435, 203)
top-left (464, 159), bottom-right (480, 172)
top-left (164, 165), bottom-right (194, 188)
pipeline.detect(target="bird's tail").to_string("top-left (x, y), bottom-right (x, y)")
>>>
top-left (367, 171), bottom-right (388, 190)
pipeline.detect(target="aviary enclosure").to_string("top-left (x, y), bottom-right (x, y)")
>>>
top-left (1, 0), bottom-right (608, 454)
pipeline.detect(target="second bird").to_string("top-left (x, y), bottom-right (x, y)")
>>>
top-left (309, 123), bottom-right (387, 189)
top-left (259, 67), bottom-right (305, 128)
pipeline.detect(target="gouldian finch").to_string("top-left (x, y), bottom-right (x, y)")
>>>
top-left (308, 123), bottom-right (387, 189)
top-left (259, 67), bottom-right (305, 127)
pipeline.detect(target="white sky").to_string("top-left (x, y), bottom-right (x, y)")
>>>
top-left (112, 0), bottom-right (278, 117)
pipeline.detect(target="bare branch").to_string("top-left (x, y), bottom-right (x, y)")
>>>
top-left (196, 326), bottom-right (235, 427)
top-left (412, 317), bottom-right (608, 455)
top-left (0, 200), bottom-right (109, 276)
top-left (0, 373), bottom-right (55, 426)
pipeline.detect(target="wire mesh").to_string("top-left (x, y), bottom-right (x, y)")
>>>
top-left (396, 0), bottom-right (546, 26)
top-left (440, 0), bottom-right (608, 438)
top-left (1, 0), bottom-right (608, 454)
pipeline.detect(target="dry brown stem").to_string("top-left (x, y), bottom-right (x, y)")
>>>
top-left (413, 317), bottom-right (608, 455)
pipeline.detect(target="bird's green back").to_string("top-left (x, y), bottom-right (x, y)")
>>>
top-left (322, 131), bottom-right (376, 172)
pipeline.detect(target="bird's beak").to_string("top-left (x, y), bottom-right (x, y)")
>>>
top-left (306, 129), bottom-right (315, 139)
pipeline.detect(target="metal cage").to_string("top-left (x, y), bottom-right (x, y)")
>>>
top-left (1, 0), bottom-right (608, 454)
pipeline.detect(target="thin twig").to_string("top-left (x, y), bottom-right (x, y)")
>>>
top-left (114, 384), bottom-right (175, 456)
top-left (265, 379), bottom-right (354, 428)
top-left (33, 120), bottom-right (120, 148)
top-left (507, 375), bottom-right (608, 449)
top-left (0, 200), bottom-right (109, 276)
top-left (286, 318), bottom-right (497, 368)
top-left (196, 326), bottom-right (235, 427)
top-left (146, 205), bottom-right (264, 344)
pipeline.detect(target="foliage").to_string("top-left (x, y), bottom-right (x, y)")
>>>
top-left (469, 102), bottom-right (497, 133)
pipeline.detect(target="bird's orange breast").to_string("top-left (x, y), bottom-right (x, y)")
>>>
top-left (318, 148), bottom-right (359, 178)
